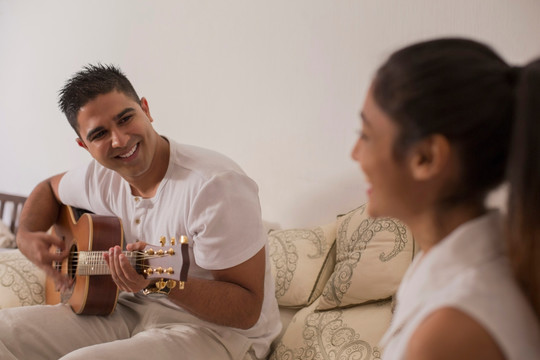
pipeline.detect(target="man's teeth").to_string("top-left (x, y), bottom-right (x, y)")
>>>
top-left (119, 144), bottom-right (137, 158)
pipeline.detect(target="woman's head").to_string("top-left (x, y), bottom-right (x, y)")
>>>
top-left (361, 37), bottom-right (540, 317)
top-left (371, 38), bottom-right (516, 206)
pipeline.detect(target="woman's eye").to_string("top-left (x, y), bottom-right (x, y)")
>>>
top-left (357, 129), bottom-right (368, 140)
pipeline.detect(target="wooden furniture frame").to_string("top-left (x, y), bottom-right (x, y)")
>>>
top-left (0, 193), bottom-right (27, 234)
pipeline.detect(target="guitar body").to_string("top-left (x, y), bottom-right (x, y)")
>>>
top-left (47, 205), bottom-right (124, 315)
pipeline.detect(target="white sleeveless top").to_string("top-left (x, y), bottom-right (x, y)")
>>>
top-left (380, 211), bottom-right (540, 359)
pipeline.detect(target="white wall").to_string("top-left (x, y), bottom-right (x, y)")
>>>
top-left (1, 0), bottom-right (539, 228)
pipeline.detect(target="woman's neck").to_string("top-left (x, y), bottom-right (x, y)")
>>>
top-left (407, 202), bottom-right (487, 254)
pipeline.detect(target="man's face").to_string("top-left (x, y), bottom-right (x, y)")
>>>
top-left (75, 90), bottom-right (159, 182)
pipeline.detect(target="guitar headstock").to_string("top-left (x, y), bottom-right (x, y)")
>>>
top-left (141, 235), bottom-right (189, 283)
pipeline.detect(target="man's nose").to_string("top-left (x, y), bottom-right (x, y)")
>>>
top-left (111, 128), bottom-right (128, 148)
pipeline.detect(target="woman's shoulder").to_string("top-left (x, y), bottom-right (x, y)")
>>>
top-left (406, 307), bottom-right (505, 360)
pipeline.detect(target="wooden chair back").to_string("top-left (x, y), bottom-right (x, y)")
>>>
top-left (0, 193), bottom-right (27, 234)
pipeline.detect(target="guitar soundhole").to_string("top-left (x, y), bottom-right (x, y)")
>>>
top-left (67, 243), bottom-right (77, 279)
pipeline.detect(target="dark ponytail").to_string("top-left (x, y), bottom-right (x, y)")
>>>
top-left (507, 59), bottom-right (540, 318)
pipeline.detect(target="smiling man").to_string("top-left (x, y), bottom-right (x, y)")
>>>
top-left (0, 64), bottom-right (281, 360)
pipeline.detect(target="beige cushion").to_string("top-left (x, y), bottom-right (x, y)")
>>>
top-left (0, 249), bottom-right (46, 309)
top-left (317, 204), bottom-right (414, 311)
top-left (269, 297), bottom-right (393, 360)
top-left (268, 222), bottom-right (337, 308)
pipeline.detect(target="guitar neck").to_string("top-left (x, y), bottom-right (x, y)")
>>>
top-left (76, 251), bottom-right (139, 276)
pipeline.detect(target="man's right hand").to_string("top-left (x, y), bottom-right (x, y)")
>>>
top-left (16, 229), bottom-right (73, 291)
top-left (15, 173), bottom-right (71, 291)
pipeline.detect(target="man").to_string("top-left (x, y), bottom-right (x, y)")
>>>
top-left (0, 64), bottom-right (281, 359)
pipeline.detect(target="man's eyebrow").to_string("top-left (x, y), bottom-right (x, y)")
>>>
top-left (115, 107), bottom-right (136, 120)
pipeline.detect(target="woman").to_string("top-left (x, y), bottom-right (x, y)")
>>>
top-left (351, 38), bottom-right (540, 359)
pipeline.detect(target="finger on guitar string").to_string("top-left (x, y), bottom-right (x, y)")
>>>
top-left (126, 240), bottom-right (147, 252)
top-left (117, 247), bottom-right (151, 292)
top-left (104, 246), bottom-right (127, 290)
top-left (106, 245), bottom-right (150, 292)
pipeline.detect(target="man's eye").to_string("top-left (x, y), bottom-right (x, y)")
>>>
top-left (119, 115), bottom-right (133, 124)
top-left (91, 130), bottom-right (106, 141)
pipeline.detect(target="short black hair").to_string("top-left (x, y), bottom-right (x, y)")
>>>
top-left (58, 64), bottom-right (140, 135)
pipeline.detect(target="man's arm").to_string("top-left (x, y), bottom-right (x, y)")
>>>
top-left (16, 173), bottom-right (72, 289)
top-left (167, 246), bottom-right (266, 329)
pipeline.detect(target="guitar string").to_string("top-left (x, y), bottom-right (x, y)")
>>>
top-left (65, 251), bottom-right (173, 271)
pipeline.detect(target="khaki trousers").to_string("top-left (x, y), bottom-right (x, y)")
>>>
top-left (0, 293), bottom-right (256, 360)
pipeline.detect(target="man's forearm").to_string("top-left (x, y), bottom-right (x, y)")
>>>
top-left (166, 276), bottom-right (264, 330)
top-left (17, 178), bottom-right (61, 237)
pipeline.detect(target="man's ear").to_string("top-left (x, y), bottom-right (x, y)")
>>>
top-left (140, 97), bottom-right (154, 123)
top-left (76, 137), bottom-right (88, 150)
top-left (408, 134), bottom-right (451, 181)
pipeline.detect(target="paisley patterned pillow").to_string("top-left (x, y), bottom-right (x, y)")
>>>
top-left (317, 204), bottom-right (414, 311)
top-left (268, 222), bottom-right (336, 307)
top-left (269, 297), bottom-right (393, 360)
top-left (0, 249), bottom-right (46, 309)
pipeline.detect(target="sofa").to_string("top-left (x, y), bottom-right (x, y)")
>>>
top-left (0, 202), bottom-right (415, 360)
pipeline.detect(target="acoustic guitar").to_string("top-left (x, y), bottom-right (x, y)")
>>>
top-left (45, 205), bottom-right (190, 315)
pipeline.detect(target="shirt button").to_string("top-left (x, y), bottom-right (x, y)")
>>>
top-left (135, 219), bottom-right (141, 225)
top-left (134, 197), bottom-right (140, 202)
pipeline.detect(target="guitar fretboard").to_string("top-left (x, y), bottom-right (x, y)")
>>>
top-left (76, 251), bottom-right (138, 276)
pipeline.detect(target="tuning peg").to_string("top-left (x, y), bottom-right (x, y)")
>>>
top-left (171, 237), bottom-right (176, 245)
top-left (160, 236), bottom-right (166, 247)
top-left (180, 235), bottom-right (189, 244)
top-left (156, 279), bottom-right (167, 290)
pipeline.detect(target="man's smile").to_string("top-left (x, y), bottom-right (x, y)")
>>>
top-left (116, 143), bottom-right (138, 159)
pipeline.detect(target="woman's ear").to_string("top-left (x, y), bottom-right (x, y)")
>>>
top-left (408, 134), bottom-right (451, 181)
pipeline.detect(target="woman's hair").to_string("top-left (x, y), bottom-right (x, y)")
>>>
top-left (372, 38), bottom-right (540, 318)
top-left (507, 59), bottom-right (540, 319)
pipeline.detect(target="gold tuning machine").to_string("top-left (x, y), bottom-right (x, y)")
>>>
top-left (160, 236), bottom-right (166, 247)
top-left (180, 235), bottom-right (189, 244)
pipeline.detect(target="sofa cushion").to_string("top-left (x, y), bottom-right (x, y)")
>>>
top-left (0, 249), bottom-right (46, 309)
top-left (269, 297), bottom-right (393, 360)
top-left (268, 222), bottom-right (336, 308)
top-left (317, 204), bottom-right (414, 311)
